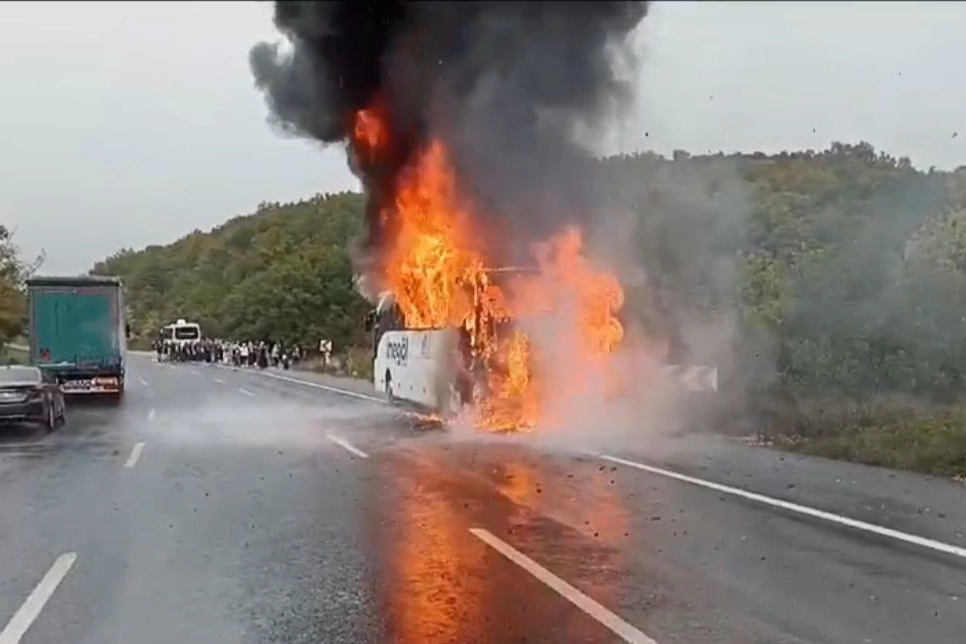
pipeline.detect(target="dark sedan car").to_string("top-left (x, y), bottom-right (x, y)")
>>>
top-left (0, 365), bottom-right (67, 431)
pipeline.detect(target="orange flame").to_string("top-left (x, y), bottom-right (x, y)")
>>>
top-left (353, 102), bottom-right (389, 164)
top-left (384, 140), bottom-right (485, 331)
top-left (352, 106), bottom-right (626, 432)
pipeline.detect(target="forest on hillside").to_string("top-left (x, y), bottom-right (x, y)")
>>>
top-left (92, 192), bottom-right (371, 353)
top-left (81, 142), bottom-right (966, 473)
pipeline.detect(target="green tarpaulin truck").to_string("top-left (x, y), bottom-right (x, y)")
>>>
top-left (26, 275), bottom-right (129, 396)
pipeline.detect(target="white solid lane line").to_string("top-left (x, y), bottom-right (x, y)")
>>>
top-left (138, 376), bottom-right (148, 386)
top-left (325, 433), bottom-right (369, 458)
top-left (238, 387), bottom-right (255, 397)
top-left (124, 442), bottom-right (146, 468)
top-left (247, 369), bottom-right (386, 404)
top-left (213, 377), bottom-right (225, 384)
top-left (0, 552), bottom-right (78, 644)
top-left (600, 454), bottom-right (966, 560)
top-left (470, 529), bottom-right (657, 644)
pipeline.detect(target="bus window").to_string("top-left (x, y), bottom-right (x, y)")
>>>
top-left (377, 304), bottom-right (402, 333)
top-left (174, 325), bottom-right (200, 341)
top-left (369, 293), bottom-right (405, 359)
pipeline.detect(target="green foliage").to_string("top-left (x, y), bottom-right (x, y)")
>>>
top-left (0, 344), bottom-right (27, 365)
top-left (609, 142), bottom-right (965, 402)
top-left (0, 226), bottom-right (30, 344)
top-left (92, 193), bottom-right (370, 353)
top-left (788, 404), bottom-right (966, 477)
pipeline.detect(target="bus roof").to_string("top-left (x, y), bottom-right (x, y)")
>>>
top-left (27, 274), bottom-right (123, 288)
top-left (484, 266), bottom-right (539, 274)
top-left (374, 267), bottom-right (542, 313)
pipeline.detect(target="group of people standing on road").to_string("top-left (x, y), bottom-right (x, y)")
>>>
top-left (153, 338), bottom-right (302, 371)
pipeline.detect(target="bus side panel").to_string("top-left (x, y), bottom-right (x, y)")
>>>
top-left (375, 330), bottom-right (453, 411)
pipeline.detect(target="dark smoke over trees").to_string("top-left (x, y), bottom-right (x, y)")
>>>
top-left (250, 1), bottom-right (649, 266)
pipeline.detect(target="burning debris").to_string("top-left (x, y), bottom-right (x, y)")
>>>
top-left (250, 1), bottom-right (650, 431)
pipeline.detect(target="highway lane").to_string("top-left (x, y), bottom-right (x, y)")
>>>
top-left (0, 358), bottom-right (642, 643)
top-left (224, 363), bottom-right (966, 643)
top-left (0, 354), bottom-right (962, 643)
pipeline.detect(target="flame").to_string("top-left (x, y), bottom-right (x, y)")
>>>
top-left (352, 107), bottom-right (626, 432)
top-left (353, 101), bottom-right (389, 164)
top-left (384, 140), bottom-right (484, 330)
top-left (528, 226), bottom-right (625, 359)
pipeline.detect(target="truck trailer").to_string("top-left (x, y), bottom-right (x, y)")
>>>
top-left (26, 275), bottom-right (129, 396)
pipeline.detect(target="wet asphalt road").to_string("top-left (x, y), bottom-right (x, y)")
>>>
top-left (0, 354), bottom-right (964, 644)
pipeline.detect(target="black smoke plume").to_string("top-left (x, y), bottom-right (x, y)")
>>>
top-left (250, 1), bottom-right (649, 275)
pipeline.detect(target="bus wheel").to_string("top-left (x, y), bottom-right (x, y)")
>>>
top-left (385, 370), bottom-right (394, 402)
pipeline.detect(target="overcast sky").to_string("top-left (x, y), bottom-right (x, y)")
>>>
top-left (1, 1), bottom-right (964, 274)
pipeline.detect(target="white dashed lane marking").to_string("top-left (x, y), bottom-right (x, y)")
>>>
top-left (0, 552), bottom-right (78, 644)
top-left (124, 442), bottom-right (146, 468)
top-left (470, 529), bottom-right (657, 644)
top-left (325, 433), bottom-right (369, 458)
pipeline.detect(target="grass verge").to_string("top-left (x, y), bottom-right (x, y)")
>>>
top-left (0, 344), bottom-right (27, 365)
top-left (780, 417), bottom-right (966, 478)
top-left (305, 346), bottom-right (374, 381)
top-left (754, 393), bottom-right (966, 478)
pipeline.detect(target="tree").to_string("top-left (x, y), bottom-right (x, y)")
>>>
top-left (0, 226), bottom-right (31, 343)
top-left (92, 192), bottom-right (370, 351)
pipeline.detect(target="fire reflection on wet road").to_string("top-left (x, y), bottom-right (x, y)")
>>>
top-left (365, 445), bottom-right (637, 644)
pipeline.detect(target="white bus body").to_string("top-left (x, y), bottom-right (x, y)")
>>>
top-left (366, 271), bottom-right (542, 417)
top-left (368, 292), bottom-right (469, 416)
top-left (161, 319), bottom-right (202, 346)
top-left (373, 328), bottom-right (464, 413)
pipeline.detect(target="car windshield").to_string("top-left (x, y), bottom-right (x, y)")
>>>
top-left (0, 366), bottom-right (40, 383)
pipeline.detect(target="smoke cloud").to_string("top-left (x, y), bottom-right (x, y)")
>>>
top-left (250, 1), bottom-right (649, 268)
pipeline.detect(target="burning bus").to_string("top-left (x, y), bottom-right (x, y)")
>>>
top-left (362, 211), bottom-right (627, 434)
top-left (250, 1), bottom-right (651, 432)
top-left (366, 266), bottom-right (544, 426)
